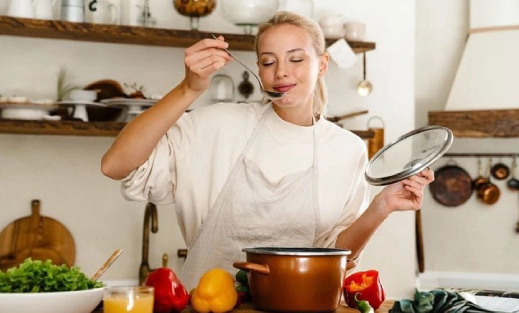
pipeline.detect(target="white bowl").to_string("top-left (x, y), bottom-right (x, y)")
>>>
top-left (0, 287), bottom-right (105, 313)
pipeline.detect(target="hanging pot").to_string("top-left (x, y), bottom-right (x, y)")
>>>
top-left (491, 160), bottom-right (510, 180)
top-left (429, 160), bottom-right (472, 207)
top-left (472, 158), bottom-right (488, 191)
top-left (476, 159), bottom-right (500, 205)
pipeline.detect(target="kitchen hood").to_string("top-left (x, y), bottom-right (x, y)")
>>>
top-left (444, 0), bottom-right (519, 111)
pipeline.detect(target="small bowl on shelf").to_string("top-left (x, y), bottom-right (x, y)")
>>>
top-left (173, 0), bottom-right (216, 30)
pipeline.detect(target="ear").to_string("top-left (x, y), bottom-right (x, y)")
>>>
top-left (318, 53), bottom-right (329, 78)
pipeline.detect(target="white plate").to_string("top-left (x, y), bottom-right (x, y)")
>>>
top-left (101, 98), bottom-right (158, 106)
top-left (57, 101), bottom-right (106, 107)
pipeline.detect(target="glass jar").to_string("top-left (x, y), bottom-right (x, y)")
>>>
top-left (173, 0), bottom-right (216, 31)
top-left (209, 72), bottom-right (235, 102)
top-left (221, 0), bottom-right (279, 34)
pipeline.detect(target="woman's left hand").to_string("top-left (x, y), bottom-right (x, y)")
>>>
top-left (376, 167), bottom-right (435, 213)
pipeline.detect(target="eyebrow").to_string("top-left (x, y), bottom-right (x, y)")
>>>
top-left (259, 48), bottom-right (306, 57)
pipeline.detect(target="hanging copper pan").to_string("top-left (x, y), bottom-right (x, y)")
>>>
top-left (429, 161), bottom-right (472, 207)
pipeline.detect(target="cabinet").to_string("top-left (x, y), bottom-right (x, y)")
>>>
top-left (0, 16), bottom-right (377, 138)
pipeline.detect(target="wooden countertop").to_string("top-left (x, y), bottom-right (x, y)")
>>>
top-left (94, 301), bottom-right (394, 312)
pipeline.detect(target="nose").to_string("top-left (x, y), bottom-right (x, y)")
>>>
top-left (274, 60), bottom-right (290, 78)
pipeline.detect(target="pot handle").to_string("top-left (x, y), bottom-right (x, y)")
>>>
top-left (233, 261), bottom-right (270, 275)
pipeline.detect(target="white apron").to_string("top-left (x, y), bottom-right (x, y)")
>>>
top-left (179, 107), bottom-right (321, 290)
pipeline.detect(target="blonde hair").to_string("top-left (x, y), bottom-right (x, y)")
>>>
top-left (255, 11), bottom-right (328, 118)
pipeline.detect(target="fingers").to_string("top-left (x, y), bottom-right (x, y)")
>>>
top-left (185, 38), bottom-right (233, 78)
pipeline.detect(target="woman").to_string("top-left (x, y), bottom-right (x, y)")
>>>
top-left (101, 11), bottom-right (434, 289)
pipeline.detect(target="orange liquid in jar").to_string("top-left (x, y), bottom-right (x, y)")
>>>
top-left (103, 294), bottom-right (154, 313)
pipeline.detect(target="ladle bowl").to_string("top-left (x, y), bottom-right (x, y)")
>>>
top-left (212, 34), bottom-right (284, 101)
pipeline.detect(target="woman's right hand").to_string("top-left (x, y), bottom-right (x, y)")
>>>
top-left (183, 36), bottom-right (233, 93)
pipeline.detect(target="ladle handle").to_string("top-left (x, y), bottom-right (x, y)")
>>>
top-left (91, 248), bottom-right (123, 281)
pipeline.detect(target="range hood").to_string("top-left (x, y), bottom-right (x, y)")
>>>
top-left (429, 0), bottom-right (519, 137)
top-left (445, 0), bottom-right (519, 111)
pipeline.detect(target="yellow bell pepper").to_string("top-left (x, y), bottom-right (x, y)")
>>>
top-left (190, 268), bottom-right (238, 313)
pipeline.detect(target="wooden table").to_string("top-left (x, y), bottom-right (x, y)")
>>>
top-left (94, 301), bottom-right (394, 312)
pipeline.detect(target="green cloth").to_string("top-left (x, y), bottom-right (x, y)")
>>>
top-left (389, 289), bottom-right (503, 313)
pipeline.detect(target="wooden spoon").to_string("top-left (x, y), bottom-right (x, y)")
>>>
top-left (91, 248), bottom-right (123, 281)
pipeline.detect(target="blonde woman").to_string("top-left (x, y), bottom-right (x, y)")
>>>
top-left (101, 11), bottom-right (434, 289)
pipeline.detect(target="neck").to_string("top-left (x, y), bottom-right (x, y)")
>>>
top-left (273, 104), bottom-right (315, 126)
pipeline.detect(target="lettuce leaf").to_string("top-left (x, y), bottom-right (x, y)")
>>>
top-left (0, 258), bottom-right (103, 293)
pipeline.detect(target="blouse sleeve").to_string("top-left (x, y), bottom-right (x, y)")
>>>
top-left (317, 144), bottom-right (371, 249)
top-left (120, 112), bottom-right (195, 204)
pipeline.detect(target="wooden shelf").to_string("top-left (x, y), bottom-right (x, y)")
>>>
top-left (428, 109), bottom-right (519, 138)
top-left (0, 16), bottom-right (376, 138)
top-left (0, 119), bottom-right (374, 139)
top-left (0, 16), bottom-right (376, 53)
top-left (0, 119), bottom-right (124, 137)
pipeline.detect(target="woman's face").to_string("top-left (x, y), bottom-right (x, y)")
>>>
top-left (257, 24), bottom-right (328, 113)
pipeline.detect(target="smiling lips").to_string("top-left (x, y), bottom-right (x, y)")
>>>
top-left (274, 83), bottom-right (296, 93)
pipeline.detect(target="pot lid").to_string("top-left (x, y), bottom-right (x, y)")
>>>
top-left (365, 125), bottom-right (453, 186)
top-left (242, 247), bottom-right (351, 256)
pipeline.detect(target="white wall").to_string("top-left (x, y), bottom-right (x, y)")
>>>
top-left (416, 0), bottom-right (519, 284)
top-left (0, 0), bottom-right (418, 298)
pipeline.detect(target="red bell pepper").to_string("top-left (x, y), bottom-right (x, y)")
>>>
top-left (343, 270), bottom-right (385, 310)
top-left (144, 267), bottom-right (190, 313)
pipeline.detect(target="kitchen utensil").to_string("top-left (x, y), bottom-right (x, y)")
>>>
top-left (211, 34), bottom-right (284, 101)
top-left (476, 159), bottom-right (500, 205)
top-left (491, 159), bottom-right (510, 180)
top-left (367, 116), bottom-right (385, 160)
top-left (0, 199), bottom-right (75, 272)
top-left (365, 125), bottom-right (453, 186)
top-left (90, 248), bottom-right (123, 281)
top-left (472, 157), bottom-right (488, 191)
top-left (233, 247), bottom-right (350, 312)
top-left (357, 52), bottom-right (373, 96)
top-left (507, 156), bottom-right (519, 190)
top-left (429, 160), bottom-right (473, 207)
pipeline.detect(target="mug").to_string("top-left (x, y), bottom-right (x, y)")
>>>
top-left (34, 0), bottom-right (58, 20)
top-left (7, 0), bottom-right (36, 18)
top-left (85, 0), bottom-right (120, 24)
top-left (61, 0), bottom-right (85, 22)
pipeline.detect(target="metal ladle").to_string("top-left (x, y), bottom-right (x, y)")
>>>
top-left (356, 52), bottom-right (373, 96)
top-left (211, 34), bottom-right (284, 101)
top-left (507, 156), bottom-right (519, 190)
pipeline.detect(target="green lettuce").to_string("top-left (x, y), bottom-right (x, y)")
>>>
top-left (0, 258), bottom-right (103, 293)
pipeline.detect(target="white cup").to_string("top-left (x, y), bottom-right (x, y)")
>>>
top-left (319, 15), bottom-right (346, 39)
top-left (85, 0), bottom-right (120, 24)
top-left (61, 0), bottom-right (85, 22)
top-left (344, 22), bottom-right (366, 41)
top-left (7, 0), bottom-right (36, 18)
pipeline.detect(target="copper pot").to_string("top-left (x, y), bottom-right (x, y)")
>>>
top-left (233, 247), bottom-right (350, 312)
top-left (476, 179), bottom-right (500, 204)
